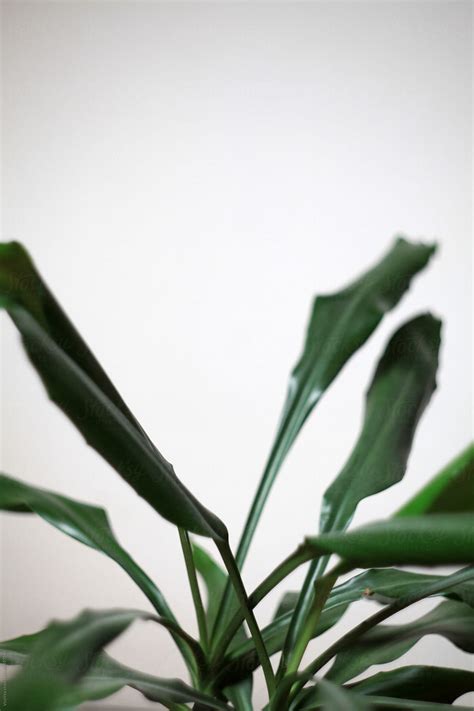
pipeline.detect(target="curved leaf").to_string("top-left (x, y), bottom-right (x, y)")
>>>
top-left (0, 242), bottom-right (226, 540)
top-left (398, 443), bottom-right (474, 516)
top-left (326, 600), bottom-right (474, 684)
top-left (0, 615), bottom-right (226, 711)
top-left (349, 665), bottom-right (474, 704)
top-left (0, 471), bottom-right (199, 671)
top-left (315, 679), bottom-right (371, 710)
top-left (216, 567), bottom-right (474, 687)
top-left (281, 314), bottom-right (441, 673)
top-left (3, 608), bottom-right (153, 711)
top-left (235, 237), bottom-right (436, 568)
top-left (306, 514), bottom-right (474, 567)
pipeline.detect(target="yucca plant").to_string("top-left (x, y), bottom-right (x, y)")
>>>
top-left (0, 238), bottom-right (473, 711)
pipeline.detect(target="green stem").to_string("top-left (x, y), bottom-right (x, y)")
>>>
top-left (179, 528), bottom-right (209, 655)
top-left (212, 394), bottom-right (308, 640)
top-left (290, 564), bottom-right (474, 703)
top-left (216, 538), bottom-right (276, 699)
top-left (211, 543), bottom-right (315, 666)
top-left (285, 563), bottom-right (347, 675)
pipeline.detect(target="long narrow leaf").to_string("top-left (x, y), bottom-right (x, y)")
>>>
top-left (216, 567), bottom-right (474, 687)
top-left (397, 443), bottom-right (474, 516)
top-left (281, 313), bottom-right (441, 674)
top-left (0, 471), bottom-right (198, 670)
top-left (0, 242), bottom-right (226, 539)
top-left (326, 600), bottom-right (474, 684)
top-left (349, 665), bottom-right (474, 704)
top-left (305, 514), bottom-right (474, 567)
top-left (235, 237), bottom-right (436, 569)
top-left (3, 608), bottom-right (154, 711)
top-left (0, 631), bottom-right (228, 710)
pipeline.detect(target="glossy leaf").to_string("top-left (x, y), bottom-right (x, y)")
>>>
top-left (306, 514), bottom-right (474, 567)
top-left (281, 313), bottom-right (441, 673)
top-left (297, 691), bottom-right (473, 711)
top-left (326, 600), bottom-right (474, 684)
top-left (0, 242), bottom-right (226, 539)
top-left (216, 566), bottom-right (474, 687)
top-left (349, 665), bottom-right (474, 703)
top-left (398, 443), bottom-right (474, 516)
top-left (235, 237), bottom-right (436, 568)
top-left (0, 471), bottom-right (199, 670)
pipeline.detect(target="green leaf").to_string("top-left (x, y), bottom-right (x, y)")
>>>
top-left (3, 608), bottom-right (154, 711)
top-left (216, 567), bottom-right (474, 687)
top-left (235, 237), bottom-right (436, 568)
top-left (315, 680), bottom-right (372, 710)
top-left (297, 691), bottom-right (473, 711)
top-left (192, 543), bottom-right (229, 633)
top-left (0, 471), bottom-right (200, 672)
top-left (349, 665), bottom-right (474, 704)
top-left (306, 514), bottom-right (474, 567)
top-left (320, 314), bottom-right (441, 534)
top-left (326, 600), bottom-right (474, 684)
top-left (0, 242), bottom-right (226, 540)
top-left (281, 313), bottom-right (441, 674)
top-left (223, 678), bottom-right (253, 711)
top-left (397, 443), bottom-right (474, 516)
top-left (1, 631), bottom-right (228, 711)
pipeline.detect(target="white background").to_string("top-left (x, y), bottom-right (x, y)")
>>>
top-left (1, 1), bottom-right (472, 708)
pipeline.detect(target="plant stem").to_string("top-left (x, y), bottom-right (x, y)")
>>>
top-left (290, 564), bottom-right (474, 702)
top-left (179, 528), bottom-right (209, 655)
top-left (216, 538), bottom-right (276, 698)
top-left (211, 543), bottom-right (315, 665)
top-left (285, 563), bottom-right (346, 675)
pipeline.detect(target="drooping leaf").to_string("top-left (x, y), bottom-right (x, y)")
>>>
top-left (234, 237), bottom-right (436, 568)
top-left (305, 514), bottom-right (474, 567)
top-left (216, 567), bottom-right (474, 687)
top-left (0, 242), bottom-right (226, 540)
top-left (297, 690), bottom-right (473, 711)
top-left (397, 443), bottom-right (474, 516)
top-left (0, 611), bottom-right (228, 711)
top-left (349, 665), bottom-right (474, 704)
top-left (3, 608), bottom-right (154, 711)
top-left (0, 471), bottom-right (199, 671)
top-left (326, 600), bottom-right (474, 684)
top-left (280, 313), bottom-right (441, 674)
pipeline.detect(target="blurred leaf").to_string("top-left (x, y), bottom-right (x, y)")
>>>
top-left (327, 600), bottom-right (474, 684)
top-left (397, 443), bottom-right (474, 516)
top-left (305, 514), bottom-right (474, 567)
top-left (349, 665), bottom-right (474, 704)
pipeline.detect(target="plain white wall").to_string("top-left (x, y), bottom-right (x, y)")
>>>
top-left (1, 1), bottom-right (472, 708)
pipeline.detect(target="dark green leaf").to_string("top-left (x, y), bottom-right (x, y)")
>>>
top-left (398, 443), bottom-right (474, 516)
top-left (306, 514), bottom-right (474, 567)
top-left (0, 616), bottom-right (227, 711)
top-left (217, 567), bottom-right (474, 687)
top-left (315, 680), bottom-right (372, 710)
top-left (349, 665), bottom-right (474, 704)
top-left (235, 237), bottom-right (436, 567)
top-left (0, 242), bottom-right (226, 539)
top-left (192, 543), bottom-right (229, 632)
top-left (3, 608), bottom-right (153, 711)
top-left (327, 600), bottom-right (474, 684)
top-left (0, 471), bottom-right (199, 671)
top-left (281, 313), bottom-right (441, 674)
